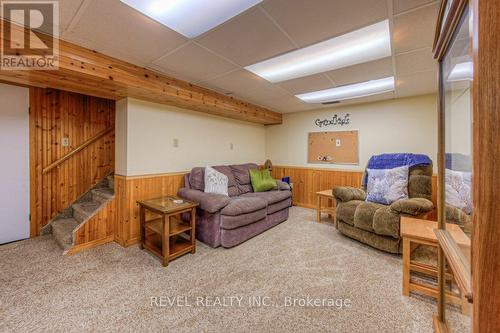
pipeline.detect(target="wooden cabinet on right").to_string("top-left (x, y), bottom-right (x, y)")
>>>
top-left (433, 0), bottom-right (500, 332)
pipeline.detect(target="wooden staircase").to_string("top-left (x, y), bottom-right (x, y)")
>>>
top-left (42, 175), bottom-right (115, 254)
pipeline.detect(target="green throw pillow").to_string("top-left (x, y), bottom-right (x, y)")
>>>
top-left (249, 169), bottom-right (277, 192)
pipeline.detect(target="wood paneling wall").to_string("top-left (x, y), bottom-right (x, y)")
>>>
top-left (70, 198), bottom-right (116, 254)
top-left (115, 173), bottom-right (186, 247)
top-left (271, 166), bottom-right (438, 219)
top-left (112, 166), bottom-right (437, 247)
top-left (271, 166), bottom-right (364, 208)
top-left (29, 88), bottom-right (115, 236)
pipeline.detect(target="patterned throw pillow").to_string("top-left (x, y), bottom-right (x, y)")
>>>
top-left (445, 169), bottom-right (472, 214)
top-left (204, 166), bottom-right (229, 196)
top-left (366, 165), bottom-right (409, 205)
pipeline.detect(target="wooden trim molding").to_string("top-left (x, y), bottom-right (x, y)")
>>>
top-left (472, 0), bottom-right (500, 330)
top-left (0, 20), bottom-right (282, 125)
top-left (433, 0), bottom-right (469, 60)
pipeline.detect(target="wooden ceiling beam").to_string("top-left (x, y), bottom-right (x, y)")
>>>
top-left (0, 21), bottom-right (282, 125)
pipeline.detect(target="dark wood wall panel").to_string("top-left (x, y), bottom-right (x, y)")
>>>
top-left (30, 88), bottom-right (115, 236)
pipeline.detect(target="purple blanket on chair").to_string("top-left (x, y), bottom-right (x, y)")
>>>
top-left (363, 153), bottom-right (432, 186)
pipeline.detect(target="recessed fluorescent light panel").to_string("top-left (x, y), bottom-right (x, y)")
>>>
top-left (120, 0), bottom-right (263, 38)
top-left (296, 77), bottom-right (395, 103)
top-left (448, 61), bottom-right (473, 82)
top-left (245, 20), bottom-right (392, 83)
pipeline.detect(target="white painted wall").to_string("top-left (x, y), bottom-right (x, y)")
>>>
top-left (266, 94), bottom-right (438, 172)
top-left (0, 83), bottom-right (30, 244)
top-left (116, 98), bottom-right (267, 176)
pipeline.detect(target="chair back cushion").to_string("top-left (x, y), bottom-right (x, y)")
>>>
top-left (230, 163), bottom-right (260, 194)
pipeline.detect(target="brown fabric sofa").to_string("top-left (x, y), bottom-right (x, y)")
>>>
top-left (333, 165), bottom-right (434, 254)
top-left (178, 163), bottom-right (292, 248)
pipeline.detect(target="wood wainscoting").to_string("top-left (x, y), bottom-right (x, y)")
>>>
top-left (114, 173), bottom-right (187, 247)
top-left (30, 88), bottom-right (115, 236)
top-left (110, 166), bottom-right (436, 248)
top-left (69, 198), bottom-right (116, 255)
top-left (271, 165), bottom-right (438, 219)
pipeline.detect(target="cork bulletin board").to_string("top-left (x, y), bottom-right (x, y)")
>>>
top-left (307, 130), bottom-right (359, 165)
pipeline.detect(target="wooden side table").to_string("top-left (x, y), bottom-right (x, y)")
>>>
top-left (400, 217), bottom-right (471, 314)
top-left (316, 190), bottom-right (336, 223)
top-left (137, 196), bottom-right (198, 267)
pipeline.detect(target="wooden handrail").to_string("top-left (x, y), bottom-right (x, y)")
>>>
top-left (434, 229), bottom-right (473, 302)
top-left (42, 128), bottom-right (113, 175)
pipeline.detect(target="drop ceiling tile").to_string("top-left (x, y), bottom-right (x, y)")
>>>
top-left (261, 0), bottom-right (387, 47)
top-left (235, 84), bottom-right (293, 104)
top-left (153, 43), bottom-right (237, 83)
top-left (278, 74), bottom-right (334, 95)
top-left (272, 101), bottom-right (314, 113)
top-left (396, 70), bottom-right (437, 97)
top-left (20, 0), bottom-right (83, 36)
top-left (327, 57), bottom-right (394, 86)
top-left (393, 0), bottom-right (437, 15)
top-left (396, 47), bottom-right (437, 76)
top-left (64, 0), bottom-right (187, 66)
top-left (393, 2), bottom-right (439, 54)
top-left (199, 70), bottom-right (270, 96)
top-left (196, 8), bottom-right (295, 66)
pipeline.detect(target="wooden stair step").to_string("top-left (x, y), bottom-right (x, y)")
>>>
top-left (51, 218), bottom-right (78, 251)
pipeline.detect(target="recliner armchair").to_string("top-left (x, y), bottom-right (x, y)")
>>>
top-left (333, 164), bottom-right (434, 254)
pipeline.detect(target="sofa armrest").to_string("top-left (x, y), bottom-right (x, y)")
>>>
top-left (333, 186), bottom-right (366, 202)
top-left (274, 180), bottom-right (291, 191)
top-left (390, 198), bottom-right (434, 216)
top-left (177, 188), bottom-right (230, 213)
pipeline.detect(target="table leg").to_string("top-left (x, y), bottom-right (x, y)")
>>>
top-left (162, 215), bottom-right (169, 267)
top-left (317, 195), bottom-right (321, 223)
top-left (403, 238), bottom-right (411, 296)
top-left (191, 207), bottom-right (196, 254)
top-left (139, 206), bottom-right (145, 250)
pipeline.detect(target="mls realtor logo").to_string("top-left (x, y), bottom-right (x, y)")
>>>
top-left (1, 0), bottom-right (59, 70)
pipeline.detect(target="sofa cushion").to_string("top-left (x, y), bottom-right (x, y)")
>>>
top-left (230, 163), bottom-right (260, 194)
top-left (353, 201), bottom-right (386, 232)
top-left (220, 208), bottom-right (267, 230)
top-left (230, 163), bottom-right (259, 185)
top-left (177, 188), bottom-right (230, 214)
top-left (242, 190), bottom-right (291, 205)
top-left (188, 167), bottom-right (205, 191)
top-left (267, 197), bottom-right (292, 214)
top-left (373, 206), bottom-right (401, 239)
top-left (335, 200), bottom-right (364, 226)
top-left (213, 165), bottom-right (237, 187)
top-left (220, 197), bottom-right (267, 216)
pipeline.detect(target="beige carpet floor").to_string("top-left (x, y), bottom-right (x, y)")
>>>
top-left (0, 207), bottom-right (470, 333)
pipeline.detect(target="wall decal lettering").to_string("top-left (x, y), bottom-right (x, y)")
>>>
top-left (314, 114), bottom-right (350, 128)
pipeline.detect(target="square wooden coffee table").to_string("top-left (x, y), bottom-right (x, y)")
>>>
top-left (137, 196), bottom-right (198, 267)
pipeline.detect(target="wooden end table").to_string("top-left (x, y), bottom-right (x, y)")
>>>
top-left (137, 196), bottom-right (198, 267)
top-left (316, 190), bottom-right (336, 223)
top-left (400, 217), bottom-right (471, 314)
